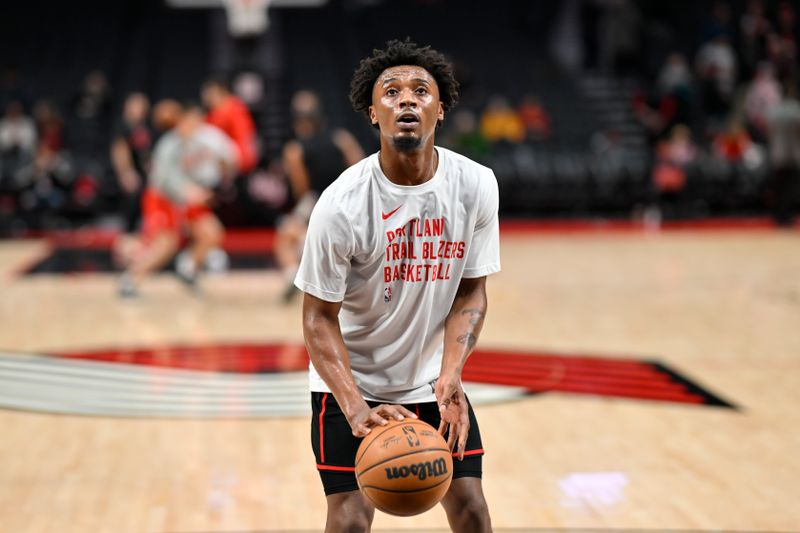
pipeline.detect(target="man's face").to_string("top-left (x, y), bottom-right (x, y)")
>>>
top-left (201, 84), bottom-right (223, 109)
top-left (177, 109), bottom-right (204, 139)
top-left (369, 65), bottom-right (444, 153)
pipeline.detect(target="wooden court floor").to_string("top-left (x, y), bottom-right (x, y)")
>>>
top-left (1, 229), bottom-right (799, 533)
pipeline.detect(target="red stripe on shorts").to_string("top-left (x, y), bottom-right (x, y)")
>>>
top-left (453, 448), bottom-right (485, 457)
top-left (317, 464), bottom-right (356, 472)
top-left (319, 392), bottom-right (328, 463)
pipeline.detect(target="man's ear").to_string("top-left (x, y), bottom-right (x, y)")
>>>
top-left (438, 102), bottom-right (444, 122)
top-left (369, 105), bottom-right (378, 125)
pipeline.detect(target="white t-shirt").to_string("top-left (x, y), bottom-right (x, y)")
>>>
top-left (150, 124), bottom-right (238, 203)
top-left (294, 147), bottom-right (501, 403)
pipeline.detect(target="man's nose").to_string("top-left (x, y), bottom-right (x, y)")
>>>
top-left (399, 89), bottom-right (417, 107)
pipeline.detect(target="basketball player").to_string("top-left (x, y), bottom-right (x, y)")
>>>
top-left (276, 90), bottom-right (364, 302)
top-left (201, 76), bottom-right (258, 174)
top-left (117, 102), bottom-right (238, 297)
top-left (296, 40), bottom-right (499, 532)
top-left (110, 92), bottom-right (152, 234)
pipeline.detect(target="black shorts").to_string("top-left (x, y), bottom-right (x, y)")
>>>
top-left (310, 391), bottom-right (484, 496)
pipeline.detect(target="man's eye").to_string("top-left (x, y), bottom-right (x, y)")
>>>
top-left (387, 88), bottom-right (398, 96)
top-left (416, 87), bottom-right (428, 94)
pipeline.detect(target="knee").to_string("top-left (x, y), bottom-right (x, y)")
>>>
top-left (326, 493), bottom-right (373, 533)
top-left (455, 496), bottom-right (491, 527)
top-left (444, 490), bottom-right (491, 532)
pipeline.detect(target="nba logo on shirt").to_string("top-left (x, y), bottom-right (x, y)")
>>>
top-left (384, 286), bottom-right (392, 303)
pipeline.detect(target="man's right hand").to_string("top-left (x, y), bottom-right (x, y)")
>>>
top-left (120, 170), bottom-right (140, 194)
top-left (347, 404), bottom-right (418, 438)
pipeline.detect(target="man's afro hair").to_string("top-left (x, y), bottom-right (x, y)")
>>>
top-left (349, 38), bottom-right (459, 126)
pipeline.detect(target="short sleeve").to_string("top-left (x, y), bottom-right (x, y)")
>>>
top-left (463, 170), bottom-right (501, 278)
top-left (294, 196), bottom-right (354, 302)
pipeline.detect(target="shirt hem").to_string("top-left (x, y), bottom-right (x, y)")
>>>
top-left (294, 279), bottom-right (344, 302)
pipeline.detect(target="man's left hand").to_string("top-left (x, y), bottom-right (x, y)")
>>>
top-left (435, 372), bottom-right (470, 460)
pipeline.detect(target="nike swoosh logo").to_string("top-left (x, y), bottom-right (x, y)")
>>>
top-left (381, 205), bottom-right (403, 220)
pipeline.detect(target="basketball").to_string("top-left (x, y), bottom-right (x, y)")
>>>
top-left (355, 418), bottom-right (453, 516)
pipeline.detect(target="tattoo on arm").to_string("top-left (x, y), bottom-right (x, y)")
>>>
top-left (457, 333), bottom-right (477, 350)
top-left (461, 308), bottom-right (484, 326)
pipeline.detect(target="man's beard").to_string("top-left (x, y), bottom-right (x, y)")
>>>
top-left (392, 135), bottom-right (422, 153)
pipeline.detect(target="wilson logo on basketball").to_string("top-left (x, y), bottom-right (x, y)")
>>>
top-left (385, 458), bottom-right (448, 481)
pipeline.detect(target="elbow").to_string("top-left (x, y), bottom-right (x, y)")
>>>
top-left (302, 307), bottom-right (331, 347)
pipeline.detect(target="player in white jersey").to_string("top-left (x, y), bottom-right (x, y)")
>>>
top-left (116, 102), bottom-right (238, 297)
top-left (295, 40), bottom-right (499, 532)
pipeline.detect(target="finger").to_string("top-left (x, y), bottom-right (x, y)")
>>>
top-left (457, 424), bottom-right (469, 461)
top-left (352, 425), bottom-right (371, 438)
top-left (438, 418), bottom-right (447, 436)
top-left (375, 405), bottom-right (401, 420)
top-left (398, 405), bottom-right (418, 419)
top-left (446, 423), bottom-right (458, 451)
top-left (380, 405), bottom-right (415, 421)
top-left (374, 405), bottom-right (395, 419)
top-left (369, 412), bottom-right (389, 427)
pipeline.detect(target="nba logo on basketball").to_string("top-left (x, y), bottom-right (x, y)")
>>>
top-left (384, 286), bottom-right (392, 303)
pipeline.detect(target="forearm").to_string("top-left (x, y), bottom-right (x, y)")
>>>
top-left (303, 312), bottom-right (368, 419)
top-left (111, 141), bottom-right (135, 179)
top-left (441, 277), bottom-right (487, 377)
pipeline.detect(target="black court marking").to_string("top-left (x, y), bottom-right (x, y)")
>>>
top-left (650, 361), bottom-right (737, 409)
top-left (25, 246), bottom-right (275, 274)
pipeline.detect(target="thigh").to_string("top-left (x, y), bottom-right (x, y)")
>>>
top-left (310, 392), bottom-right (361, 495)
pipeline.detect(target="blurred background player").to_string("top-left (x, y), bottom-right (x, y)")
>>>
top-left (201, 76), bottom-right (258, 175)
top-left (117, 101), bottom-right (238, 297)
top-left (110, 92), bottom-right (152, 234)
top-left (766, 80), bottom-right (800, 227)
top-left (275, 90), bottom-right (363, 302)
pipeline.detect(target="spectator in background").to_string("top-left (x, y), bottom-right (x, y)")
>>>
top-left (480, 96), bottom-right (524, 144)
top-left (275, 90), bottom-right (363, 302)
top-left (444, 110), bottom-right (490, 161)
top-left (117, 102), bottom-right (239, 297)
top-left (744, 62), bottom-right (782, 141)
top-left (695, 32), bottom-right (737, 126)
top-left (713, 119), bottom-right (756, 163)
top-left (201, 76), bottom-right (258, 174)
top-left (738, 0), bottom-right (771, 80)
top-left (111, 92), bottom-right (153, 233)
top-left (657, 53), bottom-right (694, 97)
top-left (69, 70), bottom-right (112, 158)
top-left (33, 100), bottom-right (64, 153)
top-left (766, 82), bottom-right (800, 226)
top-left (15, 142), bottom-right (74, 225)
top-left (518, 94), bottom-right (551, 141)
top-left (654, 53), bottom-right (696, 135)
top-left (768, 1), bottom-right (798, 84)
top-left (650, 124), bottom-right (698, 222)
top-left (0, 101), bottom-right (37, 158)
